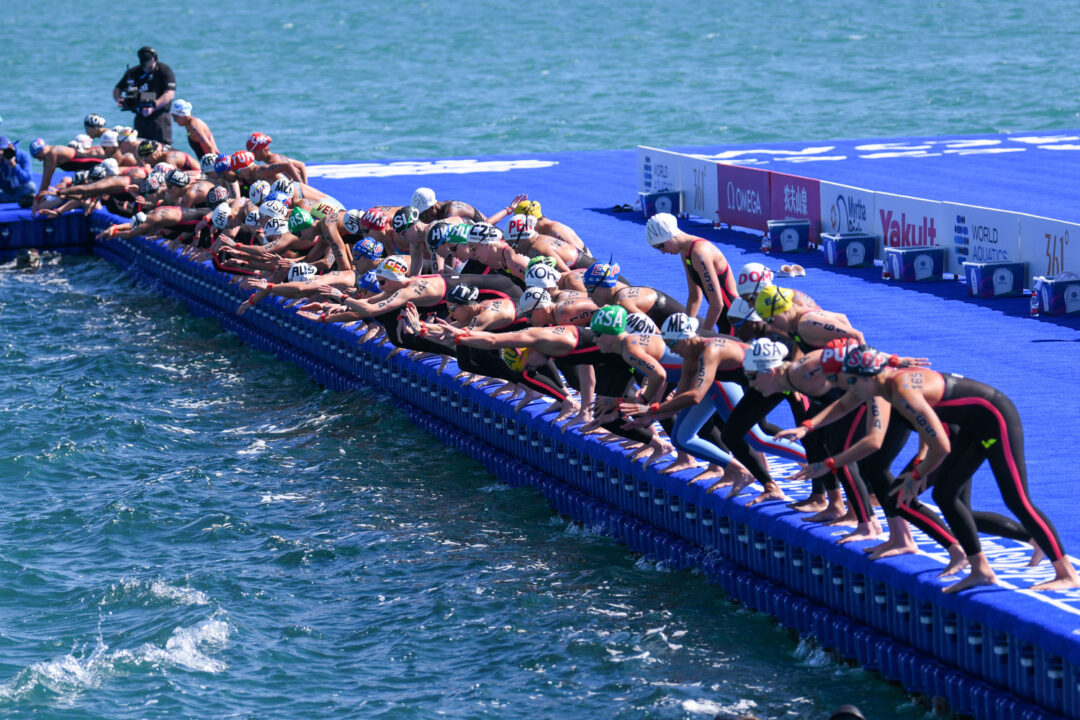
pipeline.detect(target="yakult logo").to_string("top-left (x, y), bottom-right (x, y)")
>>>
top-left (879, 209), bottom-right (937, 247)
top-left (727, 181), bottom-right (763, 216)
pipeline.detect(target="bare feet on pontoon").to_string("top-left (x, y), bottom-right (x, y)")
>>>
top-left (837, 519), bottom-right (883, 545)
top-left (1030, 559), bottom-right (1080, 592)
top-left (748, 483), bottom-right (790, 506)
top-left (939, 545), bottom-right (969, 577)
top-left (943, 568), bottom-right (997, 594)
top-left (692, 463), bottom-right (726, 483)
top-left (663, 453), bottom-right (699, 475)
top-left (788, 495), bottom-right (828, 513)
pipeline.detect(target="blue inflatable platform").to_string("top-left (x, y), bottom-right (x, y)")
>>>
top-left (5, 130), bottom-right (1080, 720)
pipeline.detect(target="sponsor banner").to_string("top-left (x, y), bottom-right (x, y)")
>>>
top-left (637, 146), bottom-right (683, 194)
top-left (679, 154), bottom-right (719, 221)
top-left (873, 191), bottom-right (947, 264)
top-left (944, 202), bottom-right (1021, 272)
top-left (819, 181), bottom-right (876, 236)
top-left (1018, 213), bottom-right (1080, 287)
top-left (716, 163), bottom-right (771, 231)
top-left (768, 172), bottom-right (821, 238)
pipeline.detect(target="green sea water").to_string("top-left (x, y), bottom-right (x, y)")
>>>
top-left (0, 1), bottom-right (1074, 717)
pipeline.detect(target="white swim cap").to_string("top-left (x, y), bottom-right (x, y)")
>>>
top-left (211, 204), bottom-right (231, 229)
top-left (171, 99), bottom-right (193, 117)
top-left (100, 130), bottom-right (119, 148)
top-left (263, 217), bottom-right (288, 238)
top-left (376, 257), bottom-right (409, 282)
top-left (411, 187), bottom-right (437, 213)
top-left (287, 262), bottom-right (318, 283)
top-left (736, 262), bottom-right (774, 298)
top-left (728, 297), bottom-right (762, 324)
top-left (244, 210), bottom-right (260, 227)
top-left (73, 133), bottom-right (92, 151)
top-left (517, 287), bottom-right (553, 315)
top-left (506, 214), bottom-right (537, 244)
top-left (271, 176), bottom-right (295, 196)
top-left (199, 153), bottom-right (217, 175)
top-left (645, 213), bottom-right (679, 246)
top-left (248, 180), bottom-right (271, 205)
top-left (743, 338), bottom-right (788, 373)
top-left (100, 158), bottom-right (119, 177)
top-left (525, 263), bottom-right (561, 289)
top-left (259, 200), bottom-right (288, 220)
top-left (660, 313), bottom-right (699, 345)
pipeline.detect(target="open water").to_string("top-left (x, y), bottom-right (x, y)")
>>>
top-left (0, 1), bottom-right (1075, 717)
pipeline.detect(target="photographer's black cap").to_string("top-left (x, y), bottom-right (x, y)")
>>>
top-left (137, 46), bottom-right (157, 62)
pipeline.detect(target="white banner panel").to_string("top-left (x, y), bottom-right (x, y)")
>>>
top-left (679, 155), bottom-right (718, 221)
top-left (1018, 214), bottom-right (1080, 286)
top-left (872, 191), bottom-right (949, 267)
top-left (637, 146), bottom-right (684, 194)
top-left (819, 181), bottom-right (876, 235)
top-left (943, 202), bottom-right (1022, 272)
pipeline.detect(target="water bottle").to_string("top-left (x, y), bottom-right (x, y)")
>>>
top-left (881, 259), bottom-right (892, 281)
top-left (760, 232), bottom-right (772, 253)
top-left (1030, 290), bottom-right (1040, 317)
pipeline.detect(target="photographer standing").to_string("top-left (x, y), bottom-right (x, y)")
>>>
top-left (0, 137), bottom-right (36, 206)
top-left (112, 46), bottom-right (175, 145)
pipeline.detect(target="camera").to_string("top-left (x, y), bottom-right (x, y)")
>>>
top-left (2, 147), bottom-right (15, 159)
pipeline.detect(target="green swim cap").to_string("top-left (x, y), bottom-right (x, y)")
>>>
top-left (445, 223), bottom-right (472, 245)
top-left (288, 207), bottom-right (315, 233)
top-left (590, 305), bottom-right (628, 336)
top-left (527, 255), bottom-right (557, 270)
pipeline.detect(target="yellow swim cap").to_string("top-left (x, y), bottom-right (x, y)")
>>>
top-left (501, 347), bottom-right (530, 372)
top-left (514, 201), bottom-right (542, 218)
top-left (754, 286), bottom-right (794, 320)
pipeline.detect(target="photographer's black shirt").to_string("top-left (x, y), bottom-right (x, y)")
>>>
top-left (115, 62), bottom-right (176, 144)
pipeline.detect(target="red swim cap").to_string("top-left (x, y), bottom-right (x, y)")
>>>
top-left (246, 132), bottom-right (272, 151)
top-left (820, 337), bottom-right (860, 376)
top-left (230, 151), bottom-right (255, 171)
top-left (360, 207), bottom-right (390, 232)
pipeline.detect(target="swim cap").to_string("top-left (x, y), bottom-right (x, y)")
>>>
top-left (376, 257), bottom-right (409, 282)
top-left (29, 138), bottom-right (46, 158)
top-left (200, 153), bottom-right (217, 175)
top-left (83, 113), bottom-right (106, 129)
top-left (138, 175), bottom-right (162, 196)
top-left (513, 200), bottom-right (542, 217)
top-left (206, 186), bottom-right (230, 208)
top-left (244, 210), bottom-right (259, 227)
top-left (526, 255), bottom-right (557, 270)
top-left (288, 207), bottom-right (315, 233)
top-left (311, 198), bottom-right (344, 220)
top-left (736, 262), bottom-right (775, 298)
top-left (88, 165), bottom-right (108, 182)
top-left (502, 347), bottom-right (531, 372)
top-left (259, 199), bottom-right (287, 219)
top-left (820, 337), bottom-right (860, 376)
top-left (150, 171), bottom-right (168, 187)
top-left (392, 206), bottom-right (419, 234)
top-left (359, 208), bottom-right (390, 233)
top-left (411, 187), bottom-right (437, 213)
top-left (214, 154), bottom-right (231, 174)
top-left (100, 130), bottom-right (119, 148)
top-left (211, 204), bottom-right (231, 229)
top-left (100, 158), bottom-right (119, 176)
top-left (660, 313), bottom-right (699, 345)
top-left (525, 263), bottom-right (560, 289)
top-left (842, 345), bottom-right (899, 377)
top-left (117, 128), bottom-right (138, 144)
top-left (247, 132), bottom-right (272, 151)
top-left (73, 170), bottom-right (90, 185)
top-left (130, 211), bottom-right (148, 230)
top-left (271, 176), bottom-right (295, 196)
top-left (590, 305), bottom-right (628, 336)
top-left (506, 214), bottom-right (537, 244)
top-left (467, 222), bottom-right (501, 245)
top-left (171, 99), bottom-right (192, 117)
top-left (137, 140), bottom-right (159, 157)
top-left (230, 151), bottom-right (255, 171)
top-left (67, 141), bottom-right (81, 150)
top-left (625, 311), bottom-right (659, 336)
top-left (287, 262), bottom-right (318, 283)
top-left (426, 221), bottom-right (452, 251)
top-left (582, 261), bottom-right (621, 289)
top-left (264, 216), bottom-right (288, 238)
top-left (743, 338), bottom-right (788, 373)
top-left (342, 209), bottom-right (363, 235)
top-left (352, 238), bottom-right (384, 260)
top-left (517, 287), bottom-right (553, 316)
top-left (754, 286), bottom-right (794, 321)
top-left (645, 213), bottom-right (680, 246)
top-left (265, 190), bottom-right (290, 206)
top-left (248, 180), bottom-right (271, 205)
top-left (152, 162), bottom-right (175, 175)
top-left (356, 270), bottom-right (381, 294)
top-left (727, 297), bottom-right (762, 324)
top-left (448, 284), bottom-right (480, 305)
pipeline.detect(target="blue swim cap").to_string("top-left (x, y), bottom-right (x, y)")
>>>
top-left (583, 261), bottom-right (621, 289)
top-left (214, 154), bottom-right (231, 174)
top-left (30, 138), bottom-right (46, 158)
top-left (265, 190), bottom-right (290, 205)
top-left (352, 238), bottom-right (384, 260)
top-left (356, 270), bottom-right (381, 293)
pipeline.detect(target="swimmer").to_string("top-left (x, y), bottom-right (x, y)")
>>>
top-left (246, 132), bottom-right (307, 184)
top-left (170, 100), bottom-right (219, 158)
